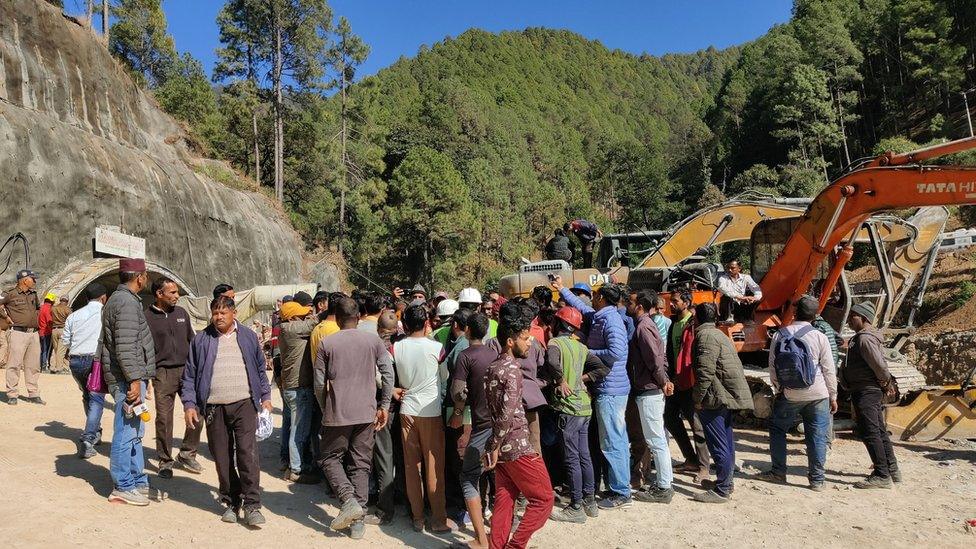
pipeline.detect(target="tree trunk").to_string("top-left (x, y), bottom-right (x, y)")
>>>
top-left (252, 111), bottom-right (261, 183)
top-left (273, 10), bottom-right (283, 203)
top-left (338, 64), bottom-right (347, 254)
top-left (833, 84), bottom-right (852, 166)
top-left (86, 0), bottom-right (93, 31)
top-left (101, 0), bottom-right (108, 44)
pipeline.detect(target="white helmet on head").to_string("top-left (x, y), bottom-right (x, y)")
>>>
top-left (458, 287), bottom-right (482, 305)
top-left (436, 299), bottom-right (459, 317)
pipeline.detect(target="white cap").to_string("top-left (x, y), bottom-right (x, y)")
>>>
top-left (436, 299), bottom-right (459, 317)
top-left (458, 287), bottom-right (482, 304)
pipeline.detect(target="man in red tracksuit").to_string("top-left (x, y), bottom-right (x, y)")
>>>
top-left (484, 302), bottom-right (554, 549)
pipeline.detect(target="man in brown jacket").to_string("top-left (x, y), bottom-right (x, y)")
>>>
top-left (842, 301), bottom-right (900, 489)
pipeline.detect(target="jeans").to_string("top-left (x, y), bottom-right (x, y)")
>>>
top-left (664, 389), bottom-right (711, 468)
top-left (281, 387), bottom-right (314, 474)
top-left (594, 393), bottom-right (631, 497)
top-left (110, 382), bottom-right (148, 492)
top-left (769, 397), bottom-right (830, 483)
top-left (558, 414), bottom-right (594, 503)
top-left (852, 387), bottom-right (899, 479)
top-left (699, 407), bottom-right (735, 497)
top-left (68, 356), bottom-right (105, 444)
top-left (635, 392), bottom-right (673, 490)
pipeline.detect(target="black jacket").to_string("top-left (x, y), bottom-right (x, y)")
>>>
top-left (145, 305), bottom-right (194, 367)
top-left (841, 326), bottom-right (891, 392)
top-left (545, 234), bottom-right (573, 261)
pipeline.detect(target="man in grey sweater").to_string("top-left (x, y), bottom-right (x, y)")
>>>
top-left (313, 297), bottom-right (394, 540)
top-left (100, 258), bottom-right (156, 506)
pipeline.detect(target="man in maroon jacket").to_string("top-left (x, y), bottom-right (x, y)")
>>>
top-left (627, 290), bottom-right (675, 503)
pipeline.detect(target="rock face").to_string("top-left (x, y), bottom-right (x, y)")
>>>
top-left (904, 331), bottom-right (976, 385)
top-left (0, 0), bottom-right (304, 294)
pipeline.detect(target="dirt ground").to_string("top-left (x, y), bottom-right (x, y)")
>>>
top-left (2, 373), bottom-right (975, 548)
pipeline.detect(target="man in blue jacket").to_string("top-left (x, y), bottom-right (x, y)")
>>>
top-left (181, 295), bottom-right (273, 526)
top-left (552, 276), bottom-right (631, 509)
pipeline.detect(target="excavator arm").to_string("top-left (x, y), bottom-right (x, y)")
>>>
top-left (758, 137), bottom-right (976, 314)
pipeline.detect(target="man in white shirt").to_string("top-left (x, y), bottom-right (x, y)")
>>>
top-left (62, 283), bottom-right (108, 458)
top-left (392, 305), bottom-right (456, 534)
top-left (759, 295), bottom-right (837, 491)
top-left (717, 260), bottom-right (762, 322)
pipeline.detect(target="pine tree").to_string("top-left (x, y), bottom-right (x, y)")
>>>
top-left (109, 0), bottom-right (177, 87)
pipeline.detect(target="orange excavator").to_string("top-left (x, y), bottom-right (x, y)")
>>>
top-left (652, 137), bottom-right (976, 440)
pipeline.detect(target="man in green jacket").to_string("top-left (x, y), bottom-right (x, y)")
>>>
top-left (690, 303), bottom-right (753, 504)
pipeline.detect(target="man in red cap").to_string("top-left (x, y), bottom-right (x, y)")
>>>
top-left (542, 305), bottom-right (608, 522)
top-left (2, 269), bottom-right (43, 405)
top-left (101, 258), bottom-right (157, 505)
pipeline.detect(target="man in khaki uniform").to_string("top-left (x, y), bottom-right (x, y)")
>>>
top-left (49, 296), bottom-right (72, 374)
top-left (2, 270), bottom-right (44, 405)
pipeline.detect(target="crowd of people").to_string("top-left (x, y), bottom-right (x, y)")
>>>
top-left (1, 257), bottom-right (904, 547)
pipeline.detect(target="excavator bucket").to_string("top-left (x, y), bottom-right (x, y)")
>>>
top-left (886, 386), bottom-right (976, 442)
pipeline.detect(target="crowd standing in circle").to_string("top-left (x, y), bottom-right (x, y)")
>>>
top-left (9, 256), bottom-right (903, 546)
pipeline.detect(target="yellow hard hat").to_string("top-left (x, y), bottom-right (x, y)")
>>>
top-left (44, 292), bottom-right (57, 302)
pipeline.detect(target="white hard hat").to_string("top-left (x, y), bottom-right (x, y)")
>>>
top-left (436, 299), bottom-right (459, 317)
top-left (458, 287), bottom-right (482, 304)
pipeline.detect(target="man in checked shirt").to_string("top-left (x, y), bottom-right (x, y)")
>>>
top-left (482, 302), bottom-right (554, 549)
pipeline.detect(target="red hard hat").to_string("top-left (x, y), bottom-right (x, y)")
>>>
top-left (554, 305), bottom-right (583, 330)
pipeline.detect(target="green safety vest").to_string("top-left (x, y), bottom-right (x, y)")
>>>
top-left (549, 337), bottom-right (591, 417)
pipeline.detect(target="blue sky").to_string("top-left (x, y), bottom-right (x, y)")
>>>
top-left (71, 0), bottom-right (794, 80)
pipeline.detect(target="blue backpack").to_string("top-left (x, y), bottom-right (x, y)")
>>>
top-left (773, 326), bottom-right (818, 389)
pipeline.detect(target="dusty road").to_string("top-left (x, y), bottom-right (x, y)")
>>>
top-left (2, 372), bottom-right (974, 548)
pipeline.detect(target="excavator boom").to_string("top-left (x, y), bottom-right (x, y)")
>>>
top-left (759, 137), bottom-right (976, 314)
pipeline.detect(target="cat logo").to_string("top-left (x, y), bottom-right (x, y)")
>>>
top-left (915, 181), bottom-right (976, 196)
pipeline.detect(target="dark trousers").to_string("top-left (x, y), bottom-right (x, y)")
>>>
top-left (626, 397), bottom-right (651, 488)
top-left (699, 407), bottom-right (735, 497)
top-left (558, 414), bottom-right (594, 504)
top-left (852, 387), bottom-right (899, 478)
top-left (206, 399), bottom-right (261, 510)
top-left (372, 410), bottom-right (397, 517)
top-left (444, 422), bottom-right (470, 513)
top-left (664, 389), bottom-right (711, 467)
top-left (588, 400), bottom-right (608, 491)
top-left (320, 423), bottom-right (375, 506)
top-left (492, 455), bottom-right (554, 549)
top-left (154, 365), bottom-right (203, 468)
top-left (39, 334), bottom-right (51, 369)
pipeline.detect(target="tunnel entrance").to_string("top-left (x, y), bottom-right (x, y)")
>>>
top-left (44, 258), bottom-right (195, 310)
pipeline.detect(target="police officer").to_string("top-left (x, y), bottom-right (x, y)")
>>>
top-left (2, 270), bottom-right (44, 405)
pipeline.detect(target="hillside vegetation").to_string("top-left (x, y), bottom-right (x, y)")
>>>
top-left (102, 0), bottom-right (976, 291)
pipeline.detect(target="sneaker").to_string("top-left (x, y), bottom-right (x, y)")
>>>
top-left (363, 512), bottom-right (392, 526)
top-left (178, 456), bottom-right (204, 474)
top-left (26, 396), bottom-right (46, 405)
top-left (108, 489), bottom-right (150, 506)
top-left (284, 470), bottom-right (320, 485)
top-left (550, 503), bottom-right (586, 523)
top-left (756, 470), bottom-right (787, 484)
top-left (853, 475), bottom-right (892, 489)
top-left (158, 467), bottom-right (174, 479)
top-left (349, 519), bottom-right (365, 539)
top-left (809, 482), bottom-right (825, 492)
top-left (890, 469), bottom-right (903, 484)
top-left (582, 495), bottom-right (599, 518)
top-left (692, 489), bottom-right (730, 504)
top-left (596, 494), bottom-right (632, 510)
top-left (7, 396), bottom-right (17, 405)
top-left (242, 508), bottom-right (266, 527)
top-left (331, 499), bottom-right (365, 531)
top-left (79, 440), bottom-right (97, 459)
top-left (633, 486), bottom-right (674, 504)
top-left (222, 506), bottom-right (239, 523)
